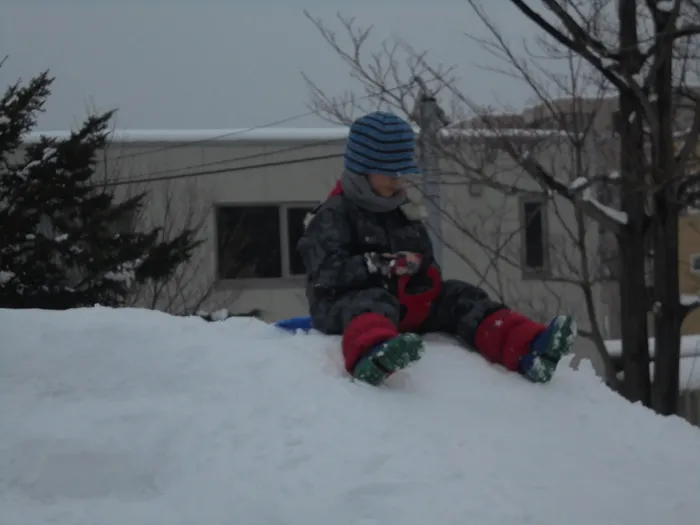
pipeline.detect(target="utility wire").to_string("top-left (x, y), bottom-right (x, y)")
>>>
top-left (116, 135), bottom-right (346, 183)
top-left (91, 82), bottom-right (417, 187)
top-left (95, 151), bottom-right (345, 189)
top-left (108, 111), bottom-right (325, 162)
top-left (108, 82), bottom-right (415, 162)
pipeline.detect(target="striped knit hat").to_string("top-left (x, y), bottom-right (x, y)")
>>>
top-left (344, 111), bottom-right (420, 177)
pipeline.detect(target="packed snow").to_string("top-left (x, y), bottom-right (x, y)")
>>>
top-left (1, 307), bottom-right (699, 525)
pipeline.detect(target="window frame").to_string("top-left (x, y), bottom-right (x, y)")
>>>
top-left (519, 193), bottom-right (551, 280)
top-left (690, 253), bottom-right (700, 274)
top-left (213, 201), bottom-right (317, 288)
top-left (611, 110), bottom-right (623, 134)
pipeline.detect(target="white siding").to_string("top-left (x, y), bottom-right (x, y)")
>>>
top-left (17, 127), bottom-right (606, 375)
top-left (436, 134), bottom-right (606, 367)
top-left (93, 137), bottom-right (347, 319)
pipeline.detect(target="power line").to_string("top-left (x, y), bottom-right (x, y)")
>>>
top-left (91, 82), bottom-right (417, 188)
top-left (108, 111), bottom-right (324, 162)
top-left (95, 151), bottom-right (345, 189)
top-left (108, 82), bottom-right (415, 162)
top-left (118, 135), bottom-right (346, 182)
top-left (100, 85), bottom-right (418, 186)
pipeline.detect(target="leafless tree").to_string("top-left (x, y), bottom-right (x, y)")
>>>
top-left (501, 0), bottom-right (700, 415)
top-left (94, 142), bottom-right (252, 317)
top-left (303, 0), bottom-right (700, 415)
top-left (302, 9), bottom-right (620, 386)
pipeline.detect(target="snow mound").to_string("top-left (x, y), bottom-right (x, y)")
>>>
top-left (1, 307), bottom-right (699, 525)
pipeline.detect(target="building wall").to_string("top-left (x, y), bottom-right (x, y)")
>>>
top-left (595, 163), bottom-right (700, 338)
top-left (679, 214), bottom-right (700, 334)
top-left (89, 133), bottom-right (347, 320)
top-left (19, 126), bottom-right (608, 372)
top-left (526, 94), bottom-right (700, 341)
top-left (435, 132), bottom-right (606, 366)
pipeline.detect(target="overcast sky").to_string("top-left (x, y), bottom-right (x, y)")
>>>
top-left (2, 1), bottom-right (557, 131)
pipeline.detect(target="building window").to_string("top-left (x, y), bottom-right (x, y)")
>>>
top-left (519, 195), bottom-right (550, 278)
top-left (690, 254), bottom-right (700, 273)
top-left (215, 203), bottom-right (315, 281)
top-left (611, 110), bottom-right (623, 134)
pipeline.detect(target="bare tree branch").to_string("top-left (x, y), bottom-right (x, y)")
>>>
top-left (303, 8), bottom-right (625, 387)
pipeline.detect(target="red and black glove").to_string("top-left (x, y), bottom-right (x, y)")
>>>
top-left (365, 251), bottom-right (423, 278)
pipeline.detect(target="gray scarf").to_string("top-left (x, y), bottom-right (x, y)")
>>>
top-left (340, 170), bottom-right (408, 213)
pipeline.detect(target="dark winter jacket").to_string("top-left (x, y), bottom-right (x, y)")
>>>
top-left (297, 174), bottom-right (443, 333)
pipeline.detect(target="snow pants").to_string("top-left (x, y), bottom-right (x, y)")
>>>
top-left (310, 279), bottom-right (547, 374)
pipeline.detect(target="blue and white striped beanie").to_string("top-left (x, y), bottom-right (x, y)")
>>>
top-left (344, 111), bottom-right (420, 177)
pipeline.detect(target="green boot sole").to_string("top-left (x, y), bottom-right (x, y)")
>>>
top-left (523, 315), bottom-right (577, 383)
top-left (352, 333), bottom-right (425, 386)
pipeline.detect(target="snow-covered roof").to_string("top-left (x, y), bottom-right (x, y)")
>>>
top-left (605, 334), bottom-right (700, 359)
top-left (22, 128), bottom-right (352, 144)
top-left (605, 335), bottom-right (700, 390)
top-left (21, 126), bottom-right (571, 145)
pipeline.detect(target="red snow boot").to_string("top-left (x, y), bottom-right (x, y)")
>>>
top-left (342, 313), bottom-right (424, 385)
top-left (473, 309), bottom-right (546, 371)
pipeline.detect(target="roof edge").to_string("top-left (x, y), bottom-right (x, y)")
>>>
top-left (20, 126), bottom-right (571, 145)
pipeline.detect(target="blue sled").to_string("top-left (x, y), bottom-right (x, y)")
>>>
top-left (274, 315), bottom-right (313, 333)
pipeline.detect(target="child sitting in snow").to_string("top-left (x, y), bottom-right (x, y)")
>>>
top-left (296, 110), bottom-right (577, 386)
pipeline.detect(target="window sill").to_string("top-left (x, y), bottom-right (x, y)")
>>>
top-left (521, 270), bottom-right (552, 281)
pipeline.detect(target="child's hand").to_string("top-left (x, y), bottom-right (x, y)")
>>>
top-left (365, 251), bottom-right (423, 277)
top-left (386, 251), bottom-right (423, 276)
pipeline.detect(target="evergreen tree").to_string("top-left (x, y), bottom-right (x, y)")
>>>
top-left (0, 68), bottom-right (201, 309)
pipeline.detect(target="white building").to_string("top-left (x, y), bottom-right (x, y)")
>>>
top-left (23, 125), bottom-right (607, 374)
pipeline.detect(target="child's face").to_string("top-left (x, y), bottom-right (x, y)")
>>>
top-left (367, 173), bottom-right (404, 197)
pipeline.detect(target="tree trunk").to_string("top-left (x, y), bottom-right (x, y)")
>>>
top-left (617, 202), bottom-right (651, 404)
top-left (617, 0), bottom-right (651, 405)
top-left (651, 13), bottom-right (682, 416)
top-left (652, 200), bottom-right (682, 415)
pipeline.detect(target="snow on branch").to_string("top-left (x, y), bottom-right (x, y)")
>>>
top-left (681, 294), bottom-right (700, 318)
top-left (655, 0), bottom-right (674, 12)
top-left (569, 175), bottom-right (628, 230)
top-left (518, 151), bottom-right (627, 232)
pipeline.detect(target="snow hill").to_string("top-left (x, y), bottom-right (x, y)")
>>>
top-left (1, 307), bottom-right (700, 525)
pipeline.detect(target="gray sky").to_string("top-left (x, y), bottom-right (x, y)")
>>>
top-left (2, 1), bottom-right (550, 131)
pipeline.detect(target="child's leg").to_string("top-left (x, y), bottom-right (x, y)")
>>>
top-left (473, 308), bottom-right (576, 382)
top-left (347, 319), bottom-right (424, 385)
top-left (517, 315), bottom-right (577, 383)
top-left (421, 279), bottom-right (575, 383)
top-left (323, 288), bottom-right (424, 386)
